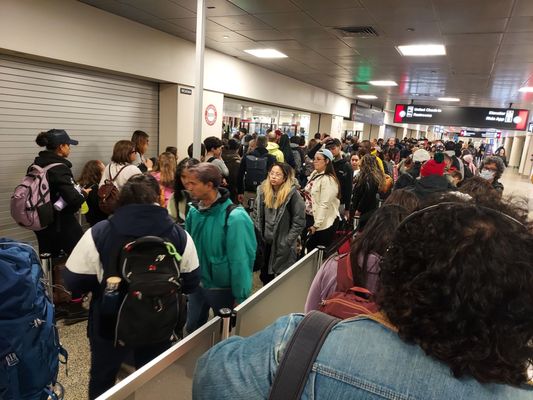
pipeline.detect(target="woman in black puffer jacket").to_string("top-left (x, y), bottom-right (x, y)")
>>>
top-left (33, 129), bottom-right (86, 257)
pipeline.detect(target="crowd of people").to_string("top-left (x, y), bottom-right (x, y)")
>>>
top-left (25, 127), bottom-right (532, 399)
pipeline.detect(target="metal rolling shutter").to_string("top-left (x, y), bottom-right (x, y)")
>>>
top-left (0, 54), bottom-right (159, 245)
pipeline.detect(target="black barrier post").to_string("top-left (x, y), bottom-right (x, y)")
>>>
top-left (40, 253), bottom-right (54, 301)
top-left (219, 308), bottom-right (236, 340)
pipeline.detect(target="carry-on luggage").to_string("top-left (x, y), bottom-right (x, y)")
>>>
top-left (0, 238), bottom-right (67, 400)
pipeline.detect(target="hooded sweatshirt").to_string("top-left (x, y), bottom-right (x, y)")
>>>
top-left (266, 142), bottom-right (285, 162)
top-left (186, 188), bottom-right (256, 303)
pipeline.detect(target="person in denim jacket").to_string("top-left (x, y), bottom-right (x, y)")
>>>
top-left (193, 201), bottom-right (533, 399)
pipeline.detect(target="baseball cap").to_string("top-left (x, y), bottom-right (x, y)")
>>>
top-left (316, 148), bottom-right (334, 161)
top-left (412, 149), bottom-right (430, 163)
top-left (47, 129), bottom-right (79, 146)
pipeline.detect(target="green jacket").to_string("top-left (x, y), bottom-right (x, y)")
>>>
top-left (185, 189), bottom-right (256, 303)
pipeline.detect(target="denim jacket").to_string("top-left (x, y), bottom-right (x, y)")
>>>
top-left (193, 314), bottom-right (532, 400)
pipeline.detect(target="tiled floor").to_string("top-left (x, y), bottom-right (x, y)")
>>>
top-left (55, 170), bottom-right (532, 399)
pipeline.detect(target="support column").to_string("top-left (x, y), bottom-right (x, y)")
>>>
top-left (159, 83), bottom-right (179, 157)
top-left (519, 133), bottom-right (533, 175)
top-left (509, 133), bottom-right (525, 168)
top-left (504, 135), bottom-right (513, 157)
top-left (192, 0), bottom-right (206, 159)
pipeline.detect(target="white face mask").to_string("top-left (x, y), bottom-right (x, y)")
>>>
top-left (480, 169), bottom-right (496, 180)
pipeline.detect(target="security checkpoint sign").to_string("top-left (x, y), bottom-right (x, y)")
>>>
top-left (205, 104), bottom-right (217, 126)
top-left (394, 104), bottom-right (529, 131)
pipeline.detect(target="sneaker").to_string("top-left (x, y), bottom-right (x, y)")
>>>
top-left (63, 302), bottom-right (89, 326)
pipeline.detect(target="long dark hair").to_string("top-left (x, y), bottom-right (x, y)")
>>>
top-left (174, 158), bottom-right (200, 205)
top-left (350, 205), bottom-right (410, 291)
top-left (358, 154), bottom-right (384, 188)
top-left (78, 160), bottom-right (104, 188)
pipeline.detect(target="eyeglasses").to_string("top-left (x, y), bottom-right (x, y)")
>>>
top-left (269, 171), bottom-right (284, 178)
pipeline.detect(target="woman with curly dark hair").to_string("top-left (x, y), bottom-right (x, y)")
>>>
top-left (379, 202), bottom-right (533, 387)
top-left (193, 200), bottom-right (533, 400)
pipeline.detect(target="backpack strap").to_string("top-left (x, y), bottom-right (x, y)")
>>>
top-left (269, 311), bottom-right (340, 400)
top-left (110, 164), bottom-right (129, 182)
top-left (207, 157), bottom-right (216, 163)
top-left (224, 203), bottom-right (240, 230)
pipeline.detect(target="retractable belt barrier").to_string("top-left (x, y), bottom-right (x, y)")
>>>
top-left (97, 249), bottom-right (323, 400)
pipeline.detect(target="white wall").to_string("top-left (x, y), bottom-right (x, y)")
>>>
top-left (0, 0), bottom-right (352, 117)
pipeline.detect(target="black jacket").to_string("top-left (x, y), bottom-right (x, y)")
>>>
top-left (333, 156), bottom-right (353, 209)
top-left (237, 148), bottom-right (276, 194)
top-left (33, 150), bottom-right (85, 214)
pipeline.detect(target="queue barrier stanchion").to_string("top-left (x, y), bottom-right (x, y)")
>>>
top-left (219, 308), bottom-right (234, 340)
top-left (316, 245), bottom-right (326, 272)
top-left (353, 216), bottom-right (360, 231)
top-left (40, 252), bottom-right (54, 301)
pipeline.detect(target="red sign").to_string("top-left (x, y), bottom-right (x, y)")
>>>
top-left (205, 104), bottom-right (217, 126)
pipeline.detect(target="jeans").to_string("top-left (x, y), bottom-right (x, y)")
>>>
top-left (186, 287), bottom-right (234, 333)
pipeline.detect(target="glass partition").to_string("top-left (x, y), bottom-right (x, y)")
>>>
top-left (96, 316), bottom-right (222, 400)
top-left (233, 249), bottom-right (318, 337)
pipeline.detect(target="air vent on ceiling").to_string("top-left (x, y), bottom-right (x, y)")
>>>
top-left (336, 26), bottom-right (379, 38)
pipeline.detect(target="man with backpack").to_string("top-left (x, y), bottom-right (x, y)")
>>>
top-left (63, 174), bottom-right (200, 399)
top-left (237, 135), bottom-right (276, 209)
top-left (185, 163), bottom-right (256, 333)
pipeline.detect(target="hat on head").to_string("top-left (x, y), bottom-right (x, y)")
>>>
top-left (324, 138), bottom-right (341, 149)
top-left (420, 152), bottom-right (445, 177)
top-left (316, 148), bottom-right (334, 161)
top-left (413, 149), bottom-right (430, 163)
top-left (47, 129), bottom-right (78, 146)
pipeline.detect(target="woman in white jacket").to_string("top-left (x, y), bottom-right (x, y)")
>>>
top-left (302, 148), bottom-right (340, 252)
top-left (99, 140), bottom-right (142, 191)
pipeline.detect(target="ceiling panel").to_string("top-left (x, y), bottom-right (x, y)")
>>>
top-left (118, 0), bottom-right (196, 19)
top-left (254, 12), bottom-right (321, 29)
top-left (501, 32), bottom-right (533, 45)
top-left (433, 0), bottom-right (513, 21)
top-left (443, 33), bottom-right (503, 46)
top-left (512, 0), bottom-right (533, 16)
top-left (304, 8), bottom-right (375, 28)
top-left (361, 0), bottom-right (435, 24)
top-left (206, 30), bottom-right (252, 42)
top-left (507, 17), bottom-right (533, 32)
top-left (168, 18), bottom-right (229, 32)
top-left (209, 14), bottom-right (272, 30)
top-left (291, 0), bottom-right (363, 10)
top-left (236, 29), bottom-right (292, 41)
top-left (227, 0), bottom-right (298, 14)
top-left (440, 18), bottom-right (508, 35)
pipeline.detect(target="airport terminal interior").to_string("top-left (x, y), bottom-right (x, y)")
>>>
top-left (1, 0), bottom-right (533, 399)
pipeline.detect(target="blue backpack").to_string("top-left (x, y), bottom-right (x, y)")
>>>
top-left (0, 239), bottom-right (67, 400)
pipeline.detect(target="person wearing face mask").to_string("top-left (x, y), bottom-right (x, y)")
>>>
top-left (253, 162), bottom-right (305, 285)
top-left (461, 150), bottom-right (478, 179)
top-left (479, 156), bottom-right (505, 193)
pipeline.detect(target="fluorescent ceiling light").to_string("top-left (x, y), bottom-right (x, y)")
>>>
top-left (397, 44), bottom-right (446, 56)
top-left (518, 86), bottom-right (533, 92)
top-left (368, 80), bottom-right (397, 86)
top-left (438, 97), bottom-right (460, 102)
top-left (244, 48), bottom-right (288, 58)
top-left (357, 95), bottom-right (378, 99)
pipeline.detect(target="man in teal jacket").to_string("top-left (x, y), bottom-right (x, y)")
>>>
top-left (185, 163), bottom-right (256, 333)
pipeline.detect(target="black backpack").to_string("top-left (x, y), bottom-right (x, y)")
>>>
top-left (244, 155), bottom-right (268, 191)
top-left (225, 204), bottom-right (264, 272)
top-left (100, 235), bottom-right (186, 347)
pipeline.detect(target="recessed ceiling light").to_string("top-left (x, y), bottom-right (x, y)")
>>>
top-left (518, 86), bottom-right (533, 92)
top-left (368, 80), bottom-right (397, 86)
top-left (222, 35), bottom-right (230, 39)
top-left (357, 94), bottom-right (378, 99)
top-left (397, 44), bottom-right (446, 56)
top-left (438, 97), bottom-right (460, 102)
top-left (244, 49), bottom-right (288, 58)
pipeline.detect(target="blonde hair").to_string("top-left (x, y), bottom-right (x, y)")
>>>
top-left (153, 152), bottom-right (176, 188)
top-left (261, 163), bottom-right (294, 209)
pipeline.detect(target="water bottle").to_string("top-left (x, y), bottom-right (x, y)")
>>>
top-left (100, 276), bottom-right (122, 316)
top-left (99, 276), bottom-right (122, 339)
